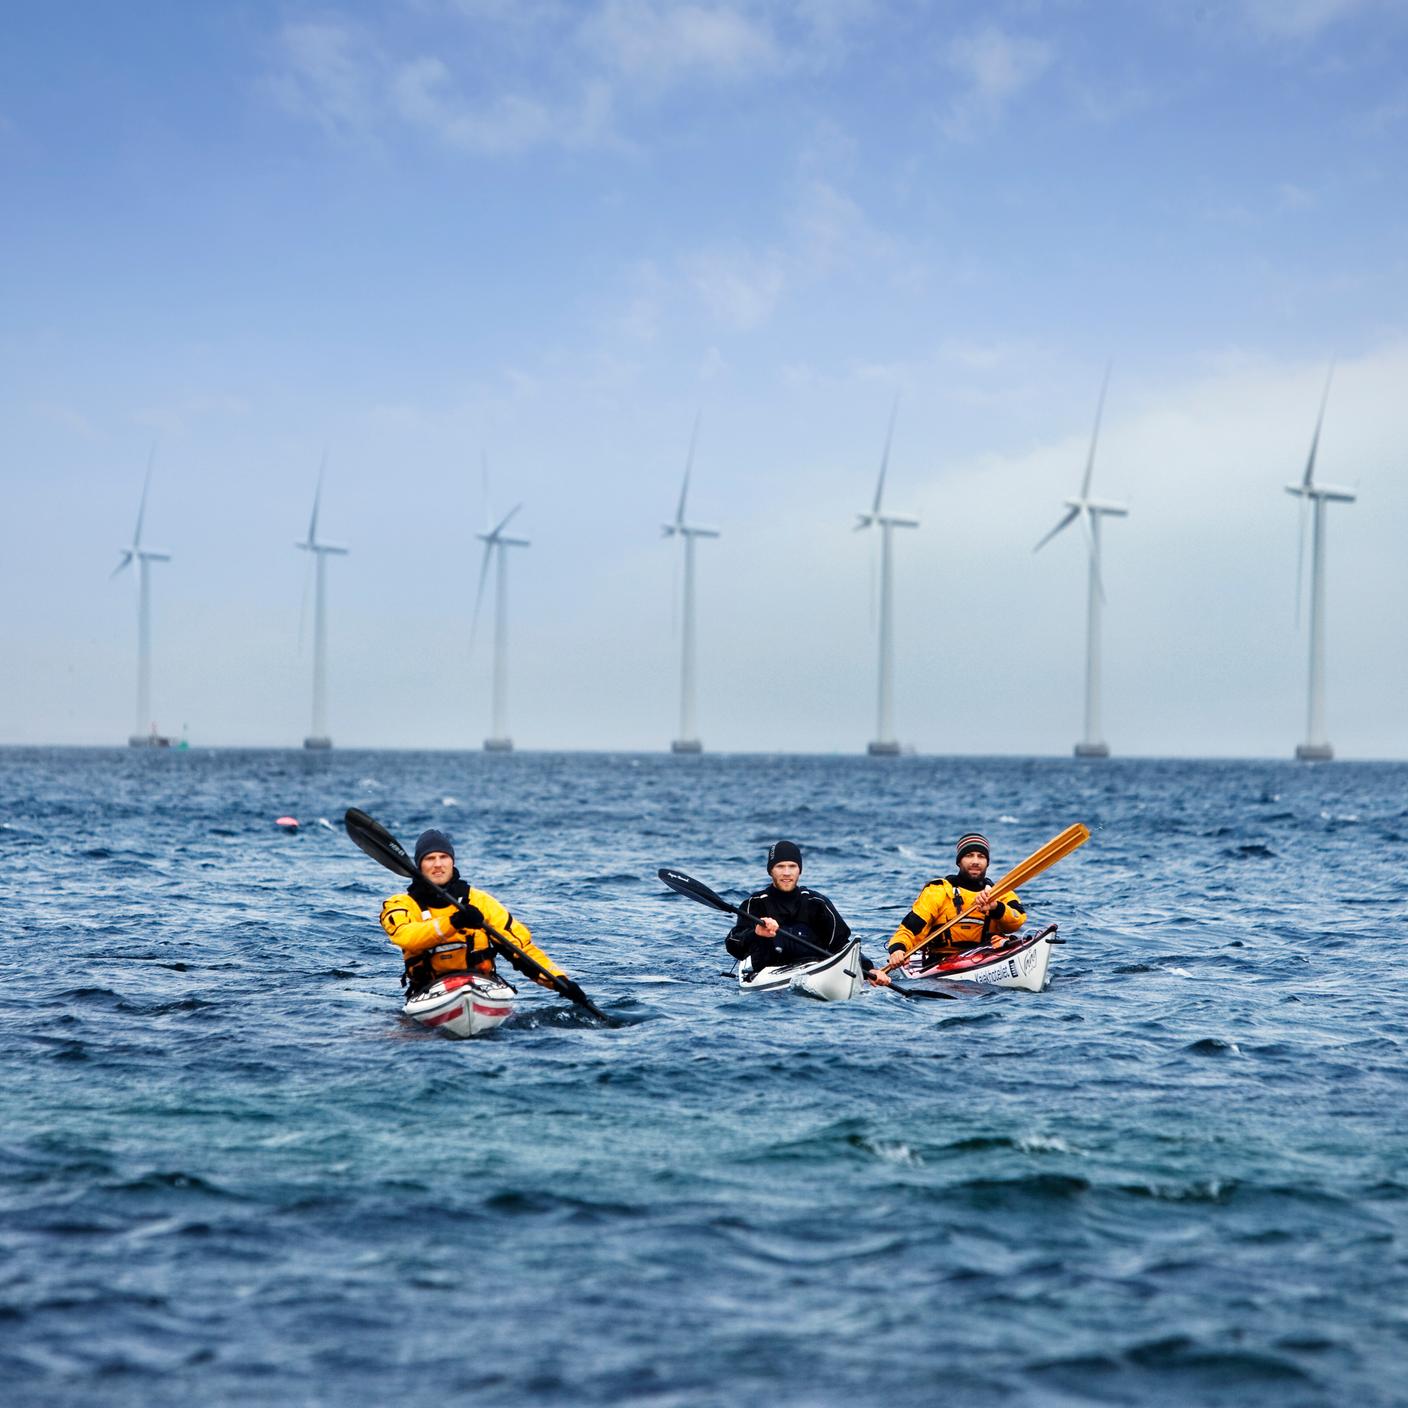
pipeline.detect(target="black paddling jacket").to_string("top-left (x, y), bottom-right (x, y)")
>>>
top-left (726, 884), bottom-right (852, 970)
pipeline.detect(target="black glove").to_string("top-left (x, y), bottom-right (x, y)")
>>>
top-left (555, 976), bottom-right (586, 1004)
top-left (449, 904), bottom-right (485, 932)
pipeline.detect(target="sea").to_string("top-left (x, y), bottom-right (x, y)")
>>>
top-left (1, 747), bottom-right (1404, 1407)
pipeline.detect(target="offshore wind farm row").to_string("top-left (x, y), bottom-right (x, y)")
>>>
top-left (114, 371), bottom-right (1358, 762)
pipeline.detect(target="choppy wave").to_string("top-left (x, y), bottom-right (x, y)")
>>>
top-left (1, 748), bottom-right (1405, 1407)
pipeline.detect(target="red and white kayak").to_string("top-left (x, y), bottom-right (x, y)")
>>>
top-left (402, 972), bottom-right (517, 1037)
top-left (737, 938), bottom-right (866, 1002)
top-left (901, 925), bottom-right (1059, 993)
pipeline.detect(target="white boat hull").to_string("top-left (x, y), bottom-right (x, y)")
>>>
top-left (402, 972), bottom-right (517, 1037)
top-left (902, 926), bottom-right (1057, 993)
top-left (738, 938), bottom-right (865, 1002)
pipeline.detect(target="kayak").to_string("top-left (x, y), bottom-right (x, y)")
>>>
top-left (737, 938), bottom-right (866, 1002)
top-left (402, 972), bottom-right (517, 1037)
top-left (901, 925), bottom-right (1059, 993)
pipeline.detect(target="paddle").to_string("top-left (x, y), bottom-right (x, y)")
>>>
top-left (656, 867), bottom-right (952, 997)
top-left (880, 823), bottom-right (1091, 975)
top-left (345, 807), bottom-right (611, 1024)
top-left (656, 867), bottom-right (839, 961)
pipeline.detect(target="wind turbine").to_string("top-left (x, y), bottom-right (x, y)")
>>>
top-left (1286, 366), bottom-right (1355, 761)
top-left (112, 448), bottom-right (173, 747)
top-left (663, 414), bottom-right (719, 754)
top-left (855, 400), bottom-right (918, 756)
top-left (472, 484), bottom-right (530, 752)
top-left (1033, 371), bottom-right (1128, 758)
top-left (295, 455), bottom-right (348, 750)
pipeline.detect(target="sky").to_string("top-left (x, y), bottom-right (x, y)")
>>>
top-left (2, 0), bottom-right (1406, 757)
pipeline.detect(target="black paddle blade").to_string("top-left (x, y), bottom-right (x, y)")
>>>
top-left (344, 808), bottom-right (416, 880)
top-left (888, 982), bottom-right (958, 1001)
top-left (657, 867), bottom-right (740, 916)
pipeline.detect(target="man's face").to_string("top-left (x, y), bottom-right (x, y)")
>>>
top-left (419, 851), bottom-right (454, 886)
top-left (770, 861), bottom-right (801, 892)
top-left (958, 849), bottom-right (988, 882)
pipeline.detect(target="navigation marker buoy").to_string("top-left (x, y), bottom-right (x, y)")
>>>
top-left (275, 816), bottom-right (300, 832)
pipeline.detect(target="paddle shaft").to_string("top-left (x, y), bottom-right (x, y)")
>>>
top-left (657, 867), bottom-right (841, 962)
top-left (345, 808), bottom-right (609, 1023)
top-left (881, 824), bottom-right (1090, 973)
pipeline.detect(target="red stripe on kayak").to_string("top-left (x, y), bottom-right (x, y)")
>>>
top-left (471, 1003), bottom-right (511, 1017)
top-left (423, 1004), bottom-right (465, 1027)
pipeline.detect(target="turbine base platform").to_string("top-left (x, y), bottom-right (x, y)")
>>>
top-left (1295, 742), bottom-right (1333, 762)
top-left (303, 736), bottom-right (332, 751)
top-left (484, 738), bottom-right (513, 753)
top-left (867, 740), bottom-right (901, 757)
top-left (129, 734), bottom-right (173, 748)
top-left (671, 739), bottom-right (703, 754)
top-left (1074, 742), bottom-right (1110, 759)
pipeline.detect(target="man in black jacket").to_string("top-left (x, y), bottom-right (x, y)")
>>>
top-left (727, 840), bottom-right (884, 981)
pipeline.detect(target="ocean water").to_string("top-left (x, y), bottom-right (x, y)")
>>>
top-left (1, 748), bottom-right (1405, 1407)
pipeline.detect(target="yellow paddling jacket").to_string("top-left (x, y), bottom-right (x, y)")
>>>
top-left (380, 885), bottom-right (564, 988)
top-left (886, 873), bottom-right (1025, 963)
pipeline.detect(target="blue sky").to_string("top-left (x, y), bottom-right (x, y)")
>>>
top-left (2, 0), bottom-right (1406, 755)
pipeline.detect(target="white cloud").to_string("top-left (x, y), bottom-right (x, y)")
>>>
top-left (1237, 0), bottom-right (1378, 40)
top-left (585, 0), bottom-right (782, 85)
top-left (267, 20), bottom-right (380, 138)
top-left (943, 25), bottom-right (1054, 137)
top-left (684, 247), bottom-right (785, 328)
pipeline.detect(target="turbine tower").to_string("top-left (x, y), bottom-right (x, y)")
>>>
top-left (472, 496), bottom-right (530, 752)
top-left (663, 414), bottom-right (719, 754)
top-left (295, 457), bottom-right (348, 750)
top-left (1034, 371), bottom-right (1128, 759)
top-left (855, 400), bottom-right (918, 756)
top-left (112, 449), bottom-right (173, 747)
top-left (1286, 366), bottom-right (1355, 762)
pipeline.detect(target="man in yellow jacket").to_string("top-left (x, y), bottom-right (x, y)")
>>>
top-left (380, 828), bottom-right (568, 995)
top-left (883, 832), bottom-right (1026, 971)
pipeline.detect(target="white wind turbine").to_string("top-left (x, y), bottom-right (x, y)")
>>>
top-left (295, 456), bottom-right (348, 750)
top-left (1033, 371), bottom-right (1128, 759)
top-left (855, 400), bottom-right (918, 756)
top-left (663, 414), bottom-right (719, 754)
top-left (472, 476), bottom-right (530, 752)
top-left (112, 448), bottom-right (173, 747)
top-left (1286, 365), bottom-right (1355, 762)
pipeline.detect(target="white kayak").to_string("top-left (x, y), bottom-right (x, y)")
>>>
top-left (901, 925), bottom-right (1058, 993)
top-left (402, 972), bottom-right (517, 1037)
top-left (737, 938), bottom-right (866, 1002)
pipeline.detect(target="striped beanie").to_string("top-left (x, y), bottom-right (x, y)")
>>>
top-left (955, 832), bottom-right (990, 861)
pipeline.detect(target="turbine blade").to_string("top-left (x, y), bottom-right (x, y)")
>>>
top-left (133, 443), bottom-right (156, 549)
top-left (468, 541), bottom-right (494, 658)
top-left (1080, 365), bottom-right (1110, 500)
top-left (110, 550), bottom-right (134, 579)
top-left (1033, 505), bottom-right (1080, 553)
top-left (1302, 362), bottom-right (1334, 489)
top-left (491, 503), bottom-right (523, 538)
top-left (308, 449), bottom-right (327, 544)
top-left (676, 411), bottom-right (700, 527)
top-left (872, 395), bottom-right (899, 517)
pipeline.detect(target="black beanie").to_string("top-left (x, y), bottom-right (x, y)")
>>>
top-left (414, 829), bottom-right (456, 867)
top-left (767, 840), bottom-right (803, 873)
top-left (955, 832), bottom-right (990, 862)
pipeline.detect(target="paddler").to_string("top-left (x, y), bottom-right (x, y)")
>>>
top-left (380, 828), bottom-right (571, 996)
top-left (882, 831), bottom-right (1026, 972)
top-left (727, 841), bottom-right (890, 985)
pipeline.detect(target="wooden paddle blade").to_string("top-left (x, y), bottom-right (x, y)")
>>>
top-left (657, 867), bottom-right (742, 916)
top-left (344, 807), bottom-right (417, 879)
